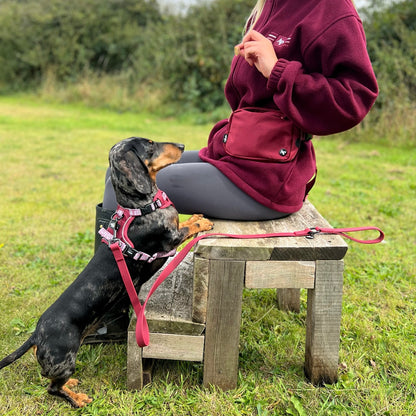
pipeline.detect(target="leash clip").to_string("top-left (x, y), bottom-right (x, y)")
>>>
top-left (306, 227), bottom-right (320, 239)
top-left (109, 237), bottom-right (123, 248)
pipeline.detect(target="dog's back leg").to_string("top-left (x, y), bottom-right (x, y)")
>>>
top-left (48, 377), bottom-right (92, 408)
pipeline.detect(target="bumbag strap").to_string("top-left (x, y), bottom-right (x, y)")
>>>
top-left (113, 226), bottom-right (384, 347)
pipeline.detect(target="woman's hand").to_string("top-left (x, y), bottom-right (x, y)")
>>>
top-left (235, 30), bottom-right (278, 79)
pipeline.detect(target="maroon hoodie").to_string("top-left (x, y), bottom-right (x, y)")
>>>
top-left (199, 0), bottom-right (378, 213)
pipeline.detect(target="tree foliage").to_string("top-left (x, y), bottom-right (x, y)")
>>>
top-left (0, 0), bottom-right (161, 88)
top-left (155, 0), bottom-right (253, 111)
top-left (0, 0), bottom-right (414, 113)
top-left (363, 0), bottom-right (416, 111)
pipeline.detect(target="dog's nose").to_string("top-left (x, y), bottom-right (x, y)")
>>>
top-left (176, 143), bottom-right (185, 152)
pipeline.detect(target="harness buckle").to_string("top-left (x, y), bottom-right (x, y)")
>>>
top-left (123, 245), bottom-right (136, 258)
top-left (140, 203), bottom-right (156, 216)
top-left (108, 212), bottom-right (121, 231)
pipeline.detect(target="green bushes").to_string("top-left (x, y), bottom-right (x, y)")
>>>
top-left (0, 0), bottom-right (161, 88)
top-left (0, 0), bottom-right (252, 110)
top-left (364, 0), bottom-right (416, 111)
top-left (0, 0), bottom-right (414, 120)
top-left (154, 0), bottom-right (253, 111)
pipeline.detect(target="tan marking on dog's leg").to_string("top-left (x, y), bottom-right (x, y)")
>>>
top-left (62, 386), bottom-right (93, 408)
top-left (65, 379), bottom-right (79, 388)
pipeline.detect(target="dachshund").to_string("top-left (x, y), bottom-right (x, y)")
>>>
top-left (0, 137), bottom-right (213, 407)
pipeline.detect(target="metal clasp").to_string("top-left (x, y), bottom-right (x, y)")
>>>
top-left (306, 227), bottom-right (320, 239)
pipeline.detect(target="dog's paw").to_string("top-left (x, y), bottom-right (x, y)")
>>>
top-left (187, 214), bottom-right (204, 223)
top-left (76, 393), bottom-right (93, 407)
top-left (196, 217), bottom-right (214, 232)
top-left (179, 214), bottom-right (207, 229)
top-left (179, 214), bottom-right (213, 238)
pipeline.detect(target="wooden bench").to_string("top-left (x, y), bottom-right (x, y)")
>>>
top-left (126, 200), bottom-right (348, 390)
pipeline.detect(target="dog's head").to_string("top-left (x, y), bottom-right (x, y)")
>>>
top-left (109, 137), bottom-right (184, 206)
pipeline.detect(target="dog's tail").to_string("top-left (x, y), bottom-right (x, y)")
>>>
top-left (0, 336), bottom-right (36, 370)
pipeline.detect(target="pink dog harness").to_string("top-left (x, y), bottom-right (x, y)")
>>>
top-left (99, 190), bottom-right (176, 262)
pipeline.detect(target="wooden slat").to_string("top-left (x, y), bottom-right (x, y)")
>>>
top-left (305, 260), bottom-right (344, 385)
top-left (245, 261), bottom-right (315, 289)
top-left (276, 289), bottom-right (301, 312)
top-left (203, 259), bottom-right (245, 390)
top-left (127, 330), bottom-right (144, 390)
top-left (192, 256), bottom-right (209, 324)
top-left (142, 333), bottom-right (204, 362)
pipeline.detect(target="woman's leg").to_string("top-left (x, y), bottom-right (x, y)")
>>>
top-left (102, 167), bottom-right (117, 211)
top-left (156, 152), bottom-right (287, 220)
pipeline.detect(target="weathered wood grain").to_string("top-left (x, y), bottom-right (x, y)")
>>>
top-left (142, 333), bottom-right (204, 362)
top-left (245, 261), bottom-right (315, 288)
top-left (276, 289), bottom-right (301, 312)
top-left (127, 329), bottom-right (143, 390)
top-left (195, 200), bottom-right (348, 261)
top-left (203, 260), bottom-right (245, 390)
top-left (192, 256), bottom-right (209, 324)
top-left (305, 260), bottom-right (344, 385)
top-left (139, 252), bottom-right (194, 322)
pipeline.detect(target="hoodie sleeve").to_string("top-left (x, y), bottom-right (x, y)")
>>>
top-left (267, 15), bottom-right (378, 135)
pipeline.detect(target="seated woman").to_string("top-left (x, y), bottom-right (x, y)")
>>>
top-left (102, 0), bottom-right (378, 221)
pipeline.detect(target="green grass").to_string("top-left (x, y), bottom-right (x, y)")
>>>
top-left (0, 95), bottom-right (415, 415)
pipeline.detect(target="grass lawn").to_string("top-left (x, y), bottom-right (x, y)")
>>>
top-left (0, 95), bottom-right (415, 415)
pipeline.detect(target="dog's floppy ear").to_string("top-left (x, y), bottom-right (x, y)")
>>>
top-left (111, 149), bottom-right (153, 197)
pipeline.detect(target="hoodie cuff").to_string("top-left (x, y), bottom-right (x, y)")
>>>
top-left (267, 59), bottom-right (289, 90)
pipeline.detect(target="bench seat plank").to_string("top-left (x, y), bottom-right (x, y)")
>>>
top-left (195, 200), bottom-right (347, 261)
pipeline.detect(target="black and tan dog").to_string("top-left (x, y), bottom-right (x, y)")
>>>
top-left (0, 137), bottom-right (213, 407)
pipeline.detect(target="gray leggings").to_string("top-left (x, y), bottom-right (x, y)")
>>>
top-left (103, 151), bottom-right (287, 220)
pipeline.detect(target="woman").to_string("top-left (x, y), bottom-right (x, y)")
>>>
top-left (102, 0), bottom-right (378, 221)
top-left (90, 0), bottom-right (378, 343)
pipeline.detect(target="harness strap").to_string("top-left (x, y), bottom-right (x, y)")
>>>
top-left (111, 225), bottom-right (384, 348)
top-left (110, 242), bottom-right (150, 346)
top-left (99, 190), bottom-right (175, 262)
top-left (118, 190), bottom-right (172, 217)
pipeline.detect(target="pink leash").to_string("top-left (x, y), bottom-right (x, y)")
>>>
top-left (110, 225), bottom-right (384, 348)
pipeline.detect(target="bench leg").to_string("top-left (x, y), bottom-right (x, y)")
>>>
top-left (127, 330), bottom-right (144, 390)
top-left (203, 260), bottom-right (245, 390)
top-left (305, 260), bottom-right (344, 385)
top-left (276, 288), bottom-right (301, 312)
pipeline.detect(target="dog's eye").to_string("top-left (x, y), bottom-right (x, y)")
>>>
top-left (147, 140), bottom-right (155, 153)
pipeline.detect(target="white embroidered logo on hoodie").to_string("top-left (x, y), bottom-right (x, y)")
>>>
top-left (267, 33), bottom-right (291, 47)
